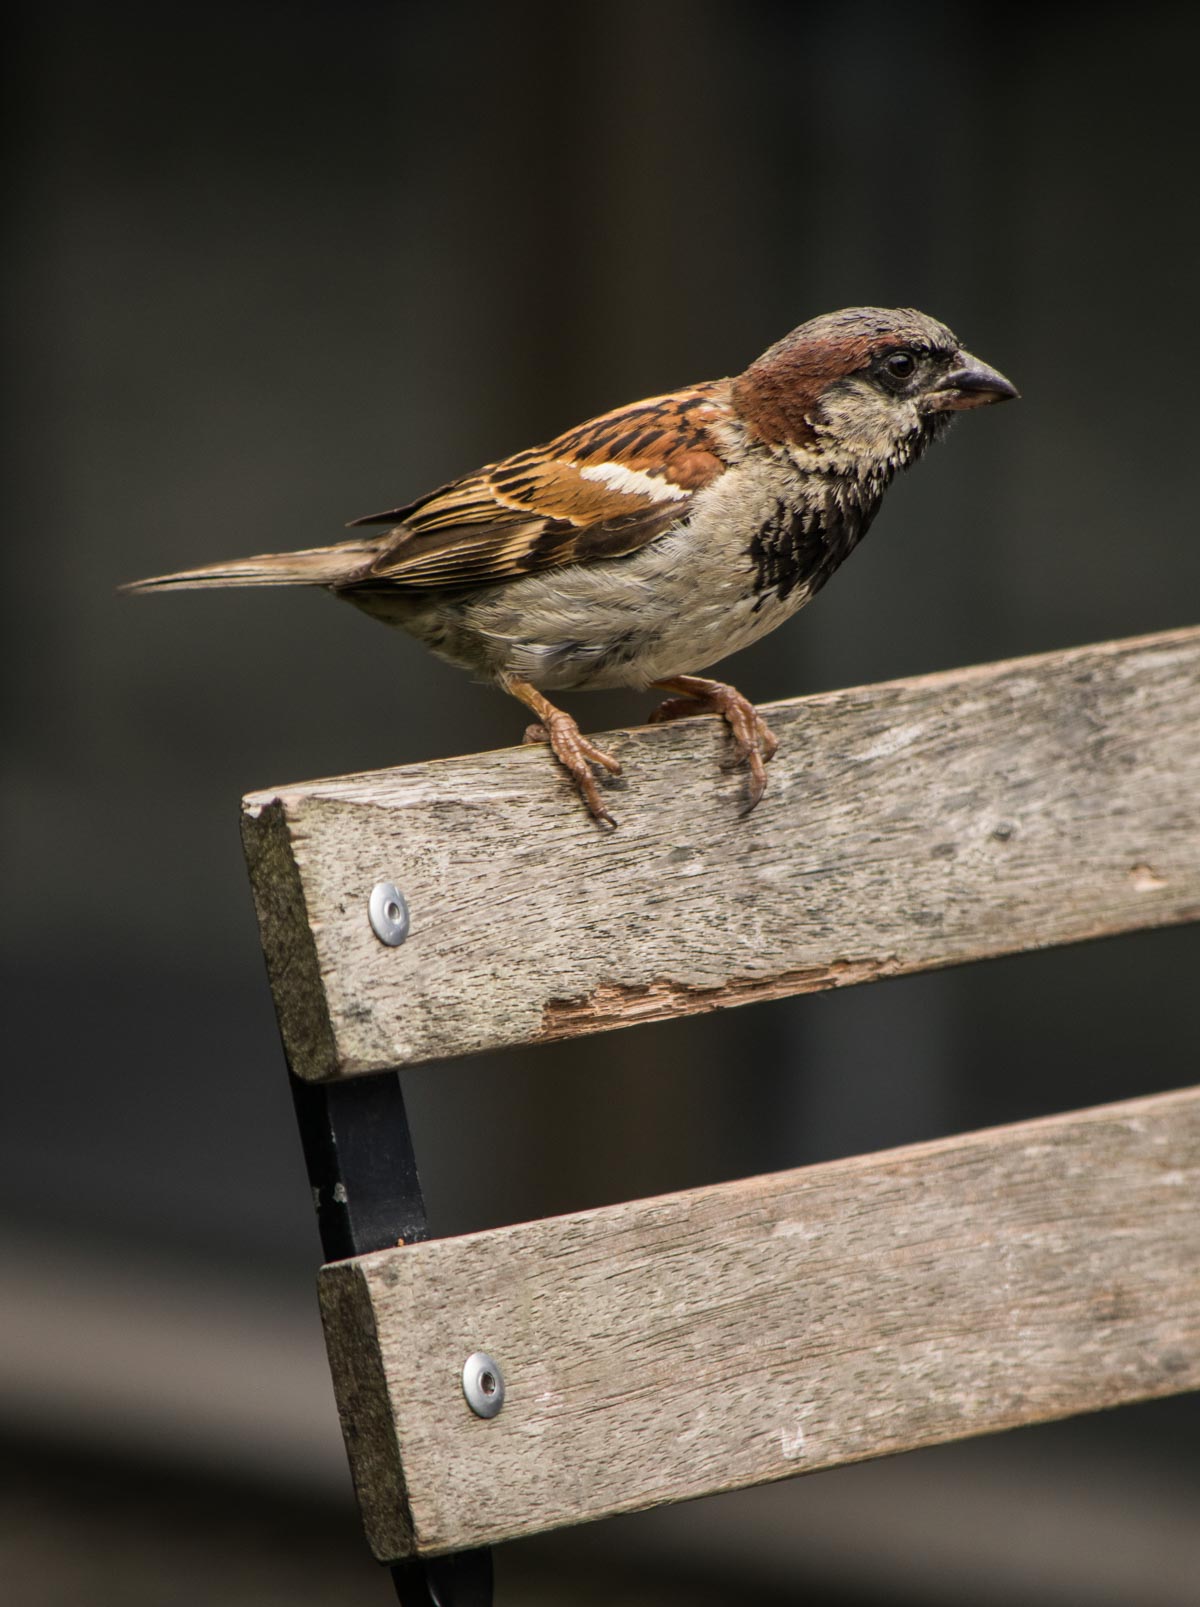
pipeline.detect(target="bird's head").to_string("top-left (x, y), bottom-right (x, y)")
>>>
top-left (732, 307), bottom-right (1017, 477)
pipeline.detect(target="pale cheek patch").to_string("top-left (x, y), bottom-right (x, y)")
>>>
top-left (578, 461), bottom-right (689, 501)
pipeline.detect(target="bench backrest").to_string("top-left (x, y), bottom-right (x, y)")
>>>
top-left (242, 625), bottom-right (1200, 1561)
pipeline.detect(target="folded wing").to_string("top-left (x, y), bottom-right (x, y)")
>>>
top-left (343, 383), bottom-right (730, 591)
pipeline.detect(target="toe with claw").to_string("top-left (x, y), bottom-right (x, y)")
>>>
top-left (523, 714), bottom-right (622, 825)
top-left (503, 675), bottom-right (622, 825)
top-left (651, 675), bottom-right (778, 814)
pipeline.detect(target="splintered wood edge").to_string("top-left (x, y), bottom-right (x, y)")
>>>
top-left (240, 798), bottom-right (340, 1082)
top-left (241, 624), bottom-right (1200, 1079)
top-left (318, 1085), bottom-right (1200, 1559)
top-left (318, 1264), bottom-right (415, 1559)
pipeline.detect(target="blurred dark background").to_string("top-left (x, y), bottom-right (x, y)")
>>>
top-left (4, 2), bottom-right (1199, 1603)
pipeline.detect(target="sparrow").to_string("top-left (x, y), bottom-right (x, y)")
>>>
top-left (126, 307), bottom-right (1017, 825)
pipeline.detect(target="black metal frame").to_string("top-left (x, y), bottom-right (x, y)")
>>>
top-left (290, 1070), bottom-right (494, 1607)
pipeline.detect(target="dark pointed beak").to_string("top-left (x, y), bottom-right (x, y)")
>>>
top-left (926, 351), bottom-right (1020, 412)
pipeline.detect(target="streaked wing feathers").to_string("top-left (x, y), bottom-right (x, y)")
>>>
top-left (343, 383), bottom-right (729, 591)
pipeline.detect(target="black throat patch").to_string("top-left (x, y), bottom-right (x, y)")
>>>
top-left (748, 480), bottom-right (880, 611)
top-left (747, 413), bottom-right (950, 610)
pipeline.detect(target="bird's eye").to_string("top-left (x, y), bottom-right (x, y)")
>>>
top-left (884, 351), bottom-right (917, 380)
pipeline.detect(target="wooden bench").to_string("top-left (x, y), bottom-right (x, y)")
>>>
top-left (241, 624), bottom-right (1200, 1605)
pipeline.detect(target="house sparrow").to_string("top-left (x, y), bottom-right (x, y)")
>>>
top-left (126, 307), bottom-right (1016, 825)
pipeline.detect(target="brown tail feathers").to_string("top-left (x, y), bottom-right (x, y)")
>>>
top-left (121, 539), bottom-right (379, 594)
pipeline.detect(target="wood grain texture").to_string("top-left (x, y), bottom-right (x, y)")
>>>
top-left (319, 1260), bottom-right (414, 1556)
top-left (241, 626), bottom-right (1200, 1080)
top-left (318, 1085), bottom-right (1200, 1560)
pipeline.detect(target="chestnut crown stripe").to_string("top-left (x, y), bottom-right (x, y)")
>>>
top-left (732, 306), bottom-right (959, 446)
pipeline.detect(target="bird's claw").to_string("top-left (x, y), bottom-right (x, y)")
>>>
top-left (524, 716), bottom-right (621, 826)
top-left (651, 680), bottom-right (777, 814)
top-left (647, 697), bottom-right (697, 726)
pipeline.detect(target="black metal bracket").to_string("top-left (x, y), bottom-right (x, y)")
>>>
top-left (289, 1069), bottom-right (494, 1606)
top-left (290, 1071), bottom-right (430, 1260)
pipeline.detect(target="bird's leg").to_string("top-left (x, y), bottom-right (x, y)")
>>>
top-left (649, 675), bottom-right (778, 813)
top-left (501, 675), bottom-right (622, 827)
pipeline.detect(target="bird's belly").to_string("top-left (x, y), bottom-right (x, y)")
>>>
top-left (430, 524), bottom-right (815, 691)
top-left (553, 578), bottom-right (810, 689)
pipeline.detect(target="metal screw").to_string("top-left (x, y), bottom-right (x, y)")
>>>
top-left (369, 882), bottom-right (410, 946)
top-left (462, 1352), bottom-right (505, 1419)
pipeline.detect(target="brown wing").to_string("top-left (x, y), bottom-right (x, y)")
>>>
top-left (342, 383), bottom-right (730, 591)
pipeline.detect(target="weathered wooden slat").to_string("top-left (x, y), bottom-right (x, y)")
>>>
top-left (319, 1085), bottom-right (1200, 1560)
top-left (242, 626), bottom-right (1200, 1080)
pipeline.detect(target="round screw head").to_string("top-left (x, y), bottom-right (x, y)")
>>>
top-left (462, 1352), bottom-right (505, 1419)
top-left (369, 882), bottom-right (410, 946)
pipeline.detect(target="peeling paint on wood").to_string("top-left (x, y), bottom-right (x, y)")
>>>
top-left (241, 626), bottom-right (1200, 1080)
top-left (540, 956), bottom-right (897, 1035)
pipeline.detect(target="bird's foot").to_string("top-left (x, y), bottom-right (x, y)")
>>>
top-left (502, 675), bottom-right (623, 827)
top-left (523, 716), bottom-right (622, 827)
top-left (650, 676), bottom-right (777, 814)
